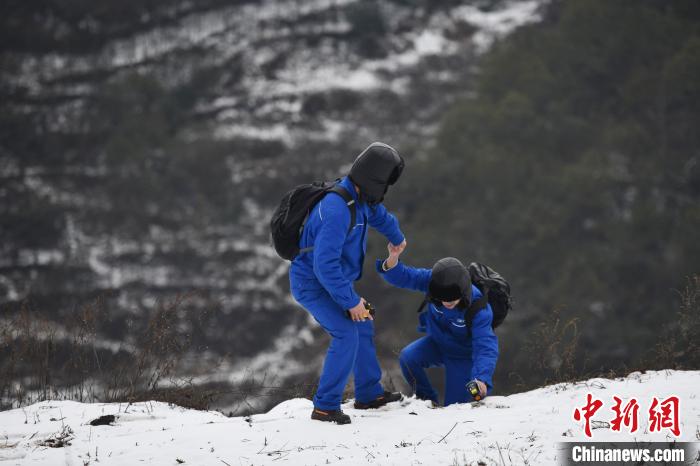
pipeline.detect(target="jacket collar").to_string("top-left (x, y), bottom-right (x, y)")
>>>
top-left (470, 284), bottom-right (482, 300)
top-left (339, 176), bottom-right (360, 202)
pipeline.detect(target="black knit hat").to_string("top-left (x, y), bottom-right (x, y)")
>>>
top-left (428, 257), bottom-right (471, 304)
top-left (348, 142), bottom-right (404, 206)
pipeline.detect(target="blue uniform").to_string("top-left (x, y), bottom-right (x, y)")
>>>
top-left (289, 176), bottom-right (404, 411)
top-left (376, 260), bottom-right (499, 406)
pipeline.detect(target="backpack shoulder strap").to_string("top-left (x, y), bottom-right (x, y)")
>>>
top-left (297, 182), bottom-right (357, 255)
top-left (328, 184), bottom-right (356, 234)
top-left (416, 296), bottom-right (429, 314)
top-left (466, 286), bottom-right (490, 327)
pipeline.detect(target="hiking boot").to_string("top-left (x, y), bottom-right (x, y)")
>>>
top-left (353, 391), bottom-right (403, 410)
top-left (310, 408), bottom-right (351, 424)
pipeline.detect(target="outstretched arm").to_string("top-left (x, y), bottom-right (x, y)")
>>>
top-left (376, 242), bottom-right (430, 293)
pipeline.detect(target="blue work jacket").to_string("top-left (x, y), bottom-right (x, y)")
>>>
top-left (289, 176), bottom-right (404, 310)
top-left (376, 259), bottom-right (499, 388)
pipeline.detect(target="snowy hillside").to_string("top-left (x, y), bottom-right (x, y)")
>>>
top-left (1, 370), bottom-right (698, 465)
top-left (1, 0), bottom-right (549, 414)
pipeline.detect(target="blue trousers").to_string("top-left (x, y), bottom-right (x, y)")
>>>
top-left (399, 336), bottom-right (474, 406)
top-left (291, 285), bottom-right (384, 411)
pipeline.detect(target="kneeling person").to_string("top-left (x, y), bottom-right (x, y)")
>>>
top-left (377, 243), bottom-right (498, 406)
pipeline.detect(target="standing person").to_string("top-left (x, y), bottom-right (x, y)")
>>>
top-left (376, 242), bottom-right (499, 406)
top-left (290, 142), bottom-right (407, 425)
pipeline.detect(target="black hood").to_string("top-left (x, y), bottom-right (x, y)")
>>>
top-left (348, 142), bottom-right (404, 205)
top-left (428, 257), bottom-right (472, 305)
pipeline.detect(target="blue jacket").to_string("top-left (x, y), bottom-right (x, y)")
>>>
top-left (376, 260), bottom-right (499, 388)
top-left (289, 176), bottom-right (405, 310)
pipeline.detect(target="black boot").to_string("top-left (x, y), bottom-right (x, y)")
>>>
top-left (353, 391), bottom-right (403, 410)
top-left (310, 408), bottom-right (351, 424)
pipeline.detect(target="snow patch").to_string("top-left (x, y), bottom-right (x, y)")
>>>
top-left (455, 0), bottom-right (545, 53)
top-left (0, 371), bottom-right (698, 465)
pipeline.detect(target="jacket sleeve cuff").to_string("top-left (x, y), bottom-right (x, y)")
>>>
top-left (339, 293), bottom-right (361, 311)
top-left (375, 259), bottom-right (387, 274)
top-left (376, 258), bottom-right (403, 276)
top-left (473, 374), bottom-right (493, 390)
top-left (388, 231), bottom-right (405, 246)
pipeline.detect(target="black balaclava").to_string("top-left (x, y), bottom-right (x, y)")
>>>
top-left (428, 257), bottom-right (472, 308)
top-left (348, 142), bottom-right (404, 206)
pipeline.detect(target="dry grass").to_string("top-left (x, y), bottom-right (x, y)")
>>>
top-left (523, 307), bottom-right (582, 386)
top-left (646, 275), bottom-right (700, 370)
top-left (0, 293), bottom-right (323, 415)
top-left (0, 293), bottom-right (220, 411)
top-left (516, 274), bottom-right (700, 391)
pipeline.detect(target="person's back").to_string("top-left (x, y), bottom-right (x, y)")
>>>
top-left (290, 174), bottom-right (405, 300)
top-left (290, 176), bottom-right (366, 291)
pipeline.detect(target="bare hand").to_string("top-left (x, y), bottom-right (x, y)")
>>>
top-left (385, 239), bottom-right (407, 270)
top-left (388, 239), bottom-right (407, 257)
top-left (348, 298), bottom-right (373, 322)
top-left (475, 380), bottom-right (487, 397)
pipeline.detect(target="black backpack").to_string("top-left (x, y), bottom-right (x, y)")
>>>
top-left (270, 179), bottom-right (356, 261)
top-left (416, 262), bottom-right (512, 330)
top-left (465, 262), bottom-right (512, 329)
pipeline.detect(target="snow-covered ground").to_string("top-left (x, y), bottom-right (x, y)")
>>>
top-left (1, 370), bottom-right (698, 465)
